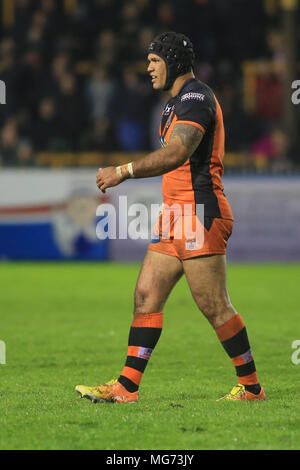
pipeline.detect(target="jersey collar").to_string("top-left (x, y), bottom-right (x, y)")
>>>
top-left (175, 78), bottom-right (197, 98)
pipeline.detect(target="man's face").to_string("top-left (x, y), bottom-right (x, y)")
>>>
top-left (147, 53), bottom-right (167, 90)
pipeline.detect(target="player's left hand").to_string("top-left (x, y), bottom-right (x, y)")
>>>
top-left (96, 167), bottom-right (120, 193)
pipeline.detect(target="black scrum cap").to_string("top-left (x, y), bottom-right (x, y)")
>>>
top-left (148, 31), bottom-right (195, 90)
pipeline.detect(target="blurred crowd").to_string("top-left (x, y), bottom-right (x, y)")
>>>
top-left (0, 0), bottom-right (298, 171)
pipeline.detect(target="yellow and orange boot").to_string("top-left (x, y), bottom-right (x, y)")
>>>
top-left (75, 379), bottom-right (139, 403)
top-left (217, 383), bottom-right (266, 401)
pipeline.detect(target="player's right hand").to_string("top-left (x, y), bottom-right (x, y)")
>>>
top-left (96, 167), bottom-right (121, 193)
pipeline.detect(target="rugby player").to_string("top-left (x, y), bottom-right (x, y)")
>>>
top-left (76, 32), bottom-right (265, 403)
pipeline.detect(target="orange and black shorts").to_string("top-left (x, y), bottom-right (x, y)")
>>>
top-left (149, 207), bottom-right (233, 260)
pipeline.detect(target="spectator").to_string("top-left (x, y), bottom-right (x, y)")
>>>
top-left (79, 118), bottom-right (117, 152)
top-left (255, 64), bottom-right (284, 119)
top-left (18, 46), bottom-right (44, 115)
top-left (51, 51), bottom-right (72, 80)
top-left (85, 65), bottom-right (115, 120)
top-left (38, 51), bottom-right (72, 99)
top-left (55, 73), bottom-right (87, 150)
top-left (0, 117), bottom-right (35, 167)
top-left (251, 128), bottom-right (292, 172)
top-left (0, 118), bottom-right (19, 166)
top-left (266, 29), bottom-right (286, 65)
top-left (93, 30), bottom-right (120, 71)
top-left (26, 10), bottom-right (47, 49)
top-left (119, 2), bottom-right (142, 55)
top-left (16, 139), bottom-right (35, 166)
top-left (33, 97), bottom-right (65, 151)
top-left (14, 0), bottom-right (35, 44)
top-left (111, 68), bottom-right (150, 151)
top-left (156, 2), bottom-right (176, 31)
top-left (216, 78), bottom-right (262, 152)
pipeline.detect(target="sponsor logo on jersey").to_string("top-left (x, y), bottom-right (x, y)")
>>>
top-left (186, 239), bottom-right (197, 250)
top-left (181, 92), bottom-right (205, 102)
top-left (163, 104), bottom-right (174, 116)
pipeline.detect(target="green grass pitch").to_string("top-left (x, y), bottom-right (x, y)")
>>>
top-left (0, 261), bottom-right (299, 450)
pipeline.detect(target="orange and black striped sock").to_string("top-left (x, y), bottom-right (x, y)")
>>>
top-left (118, 312), bottom-right (163, 393)
top-left (215, 314), bottom-right (261, 394)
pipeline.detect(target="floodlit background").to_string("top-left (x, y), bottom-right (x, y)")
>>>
top-left (0, 0), bottom-right (299, 261)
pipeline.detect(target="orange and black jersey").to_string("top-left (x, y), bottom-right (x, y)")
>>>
top-left (159, 78), bottom-right (233, 220)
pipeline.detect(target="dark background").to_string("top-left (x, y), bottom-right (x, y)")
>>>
top-left (0, 0), bottom-right (299, 172)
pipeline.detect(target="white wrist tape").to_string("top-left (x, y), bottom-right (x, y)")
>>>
top-left (116, 163), bottom-right (134, 180)
top-left (116, 166), bottom-right (123, 180)
top-left (127, 162), bottom-right (134, 178)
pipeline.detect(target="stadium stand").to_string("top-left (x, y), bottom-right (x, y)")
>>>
top-left (0, 0), bottom-right (299, 172)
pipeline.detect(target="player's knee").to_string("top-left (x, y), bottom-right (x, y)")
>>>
top-left (197, 298), bottom-right (215, 318)
top-left (134, 284), bottom-right (151, 310)
top-left (196, 294), bottom-right (230, 322)
top-left (134, 283), bottom-right (164, 314)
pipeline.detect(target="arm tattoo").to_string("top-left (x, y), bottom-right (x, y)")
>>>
top-left (169, 123), bottom-right (203, 157)
top-left (131, 123), bottom-right (203, 178)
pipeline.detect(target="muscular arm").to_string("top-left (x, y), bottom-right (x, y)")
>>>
top-left (96, 123), bottom-right (203, 192)
top-left (132, 123), bottom-right (204, 178)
